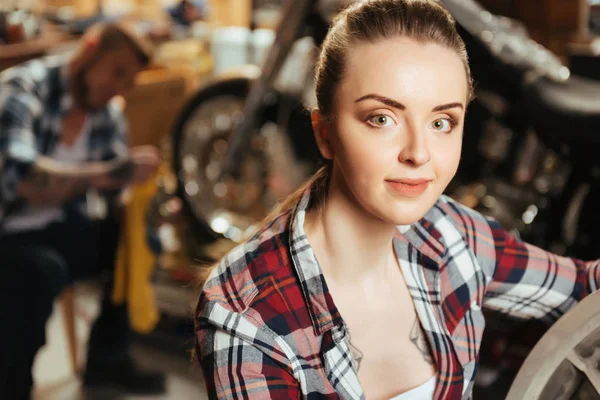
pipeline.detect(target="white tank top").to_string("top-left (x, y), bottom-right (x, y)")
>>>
top-left (389, 376), bottom-right (436, 400)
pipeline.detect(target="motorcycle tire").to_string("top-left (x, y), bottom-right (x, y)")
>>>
top-left (172, 77), bottom-right (318, 244)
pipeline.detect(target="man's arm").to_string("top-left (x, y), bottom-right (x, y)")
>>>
top-left (0, 86), bottom-right (40, 206)
top-left (15, 155), bottom-right (134, 205)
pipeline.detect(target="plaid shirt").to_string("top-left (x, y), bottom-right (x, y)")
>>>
top-left (0, 54), bottom-right (128, 222)
top-left (195, 187), bottom-right (600, 399)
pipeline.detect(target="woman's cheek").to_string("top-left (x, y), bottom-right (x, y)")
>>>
top-left (435, 144), bottom-right (461, 181)
top-left (355, 144), bottom-right (393, 178)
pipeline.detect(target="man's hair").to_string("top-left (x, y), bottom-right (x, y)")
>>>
top-left (85, 22), bottom-right (154, 66)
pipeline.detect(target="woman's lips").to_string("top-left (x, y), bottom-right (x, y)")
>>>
top-left (385, 178), bottom-right (431, 198)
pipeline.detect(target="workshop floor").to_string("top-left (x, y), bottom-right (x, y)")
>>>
top-left (32, 287), bottom-right (208, 400)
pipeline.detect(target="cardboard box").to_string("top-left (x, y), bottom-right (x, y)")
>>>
top-left (207, 0), bottom-right (252, 27)
top-left (123, 67), bottom-right (195, 149)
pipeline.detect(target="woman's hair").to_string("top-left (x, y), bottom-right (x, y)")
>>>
top-left (195, 0), bottom-right (472, 288)
top-left (316, 0), bottom-right (473, 119)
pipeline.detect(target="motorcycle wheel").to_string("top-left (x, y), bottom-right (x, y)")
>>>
top-left (172, 77), bottom-right (317, 243)
top-left (506, 289), bottom-right (600, 399)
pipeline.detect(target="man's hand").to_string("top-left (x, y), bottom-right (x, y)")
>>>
top-left (89, 159), bottom-right (135, 190)
top-left (130, 145), bottom-right (161, 184)
top-left (89, 146), bottom-right (161, 190)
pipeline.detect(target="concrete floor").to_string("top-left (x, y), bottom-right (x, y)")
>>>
top-left (32, 286), bottom-right (208, 400)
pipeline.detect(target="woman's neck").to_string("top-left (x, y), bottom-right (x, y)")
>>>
top-left (304, 176), bottom-right (399, 285)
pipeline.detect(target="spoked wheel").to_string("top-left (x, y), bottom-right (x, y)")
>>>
top-left (172, 77), bottom-right (317, 244)
top-left (507, 290), bottom-right (600, 399)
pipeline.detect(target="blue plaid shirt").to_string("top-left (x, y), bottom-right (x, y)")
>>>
top-left (0, 54), bottom-right (128, 223)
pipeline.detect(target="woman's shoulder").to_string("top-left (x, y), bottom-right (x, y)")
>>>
top-left (426, 194), bottom-right (504, 245)
top-left (196, 208), bottom-right (302, 319)
top-left (407, 195), bottom-right (506, 281)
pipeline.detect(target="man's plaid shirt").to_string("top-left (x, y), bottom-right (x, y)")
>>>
top-left (196, 186), bottom-right (600, 399)
top-left (0, 54), bottom-right (128, 222)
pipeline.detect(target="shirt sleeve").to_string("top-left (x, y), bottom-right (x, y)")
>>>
top-left (196, 314), bottom-right (301, 400)
top-left (484, 218), bottom-right (600, 322)
top-left (0, 86), bottom-right (42, 204)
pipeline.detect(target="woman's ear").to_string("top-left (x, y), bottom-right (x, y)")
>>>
top-left (311, 109), bottom-right (334, 160)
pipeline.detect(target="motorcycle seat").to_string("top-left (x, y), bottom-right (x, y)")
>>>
top-left (524, 75), bottom-right (600, 146)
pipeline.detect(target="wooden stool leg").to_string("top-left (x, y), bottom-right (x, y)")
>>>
top-left (61, 286), bottom-right (78, 375)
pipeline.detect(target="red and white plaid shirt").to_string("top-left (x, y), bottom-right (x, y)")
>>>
top-left (195, 186), bottom-right (600, 399)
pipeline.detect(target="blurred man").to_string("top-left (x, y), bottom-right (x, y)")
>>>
top-left (0, 22), bottom-right (165, 398)
top-left (168, 0), bottom-right (205, 27)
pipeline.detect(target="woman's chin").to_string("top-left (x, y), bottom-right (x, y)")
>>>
top-left (382, 202), bottom-right (434, 227)
top-left (391, 216), bottom-right (423, 227)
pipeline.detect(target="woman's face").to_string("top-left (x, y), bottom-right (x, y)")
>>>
top-left (319, 37), bottom-right (468, 226)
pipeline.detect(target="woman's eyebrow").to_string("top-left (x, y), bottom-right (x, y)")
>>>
top-left (354, 94), bottom-right (405, 110)
top-left (432, 102), bottom-right (464, 112)
top-left (355, 95), bottom-right (464, 113)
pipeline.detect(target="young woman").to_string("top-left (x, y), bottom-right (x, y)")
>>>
top-left (194, 0), bottom-right (600, 399)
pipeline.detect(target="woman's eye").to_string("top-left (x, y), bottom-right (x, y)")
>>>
top-left (430, 118), bottom-right (455, 133)
top-left (368, 114), bottom-right (394, 127)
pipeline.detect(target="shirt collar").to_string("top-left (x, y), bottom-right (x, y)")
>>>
top-left (287, 184), bottom-right (448, 336)
top-left (287, 187), bottom-right (342, 336)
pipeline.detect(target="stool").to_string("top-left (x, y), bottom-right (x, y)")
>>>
top-left (60, 286), bottom-right (78, 375)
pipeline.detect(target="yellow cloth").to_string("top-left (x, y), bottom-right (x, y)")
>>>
top-left (112, 177), bottom-right (160, 334)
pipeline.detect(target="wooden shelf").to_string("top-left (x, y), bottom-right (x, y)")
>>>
top-left (0, 24), bottom-right (77, 71)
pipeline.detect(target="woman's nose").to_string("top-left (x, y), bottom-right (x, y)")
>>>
top-left (398, 129), bottom-right (431, 166)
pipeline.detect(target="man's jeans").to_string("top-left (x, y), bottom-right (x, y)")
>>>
top-left (0, 207), bottom-right (129, 399)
